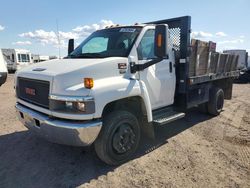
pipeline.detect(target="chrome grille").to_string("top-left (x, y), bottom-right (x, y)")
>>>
top-left (17, 77), bottom-right (50, 109)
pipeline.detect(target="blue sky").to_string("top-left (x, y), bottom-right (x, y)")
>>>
top-left (0, 0), bottom-right (249, 56)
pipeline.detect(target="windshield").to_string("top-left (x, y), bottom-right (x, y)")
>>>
top-left (68, 27), bottom-right (142, 58)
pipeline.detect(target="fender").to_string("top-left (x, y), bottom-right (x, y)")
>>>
top-left (91, 77), bottom-right (153, 122)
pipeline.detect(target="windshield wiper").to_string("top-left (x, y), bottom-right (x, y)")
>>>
top-left (67, 53), bottom-right (105, 58)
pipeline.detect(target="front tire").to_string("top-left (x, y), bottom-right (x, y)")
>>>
top-left (94, 111), bottom-right (141, 165)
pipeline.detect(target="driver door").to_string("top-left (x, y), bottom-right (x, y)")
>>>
top-left (137, 29), bottom-right (176, 110)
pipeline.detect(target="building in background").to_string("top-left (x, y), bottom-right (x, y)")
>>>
top-left (1, 49), bottom-right (32, 73)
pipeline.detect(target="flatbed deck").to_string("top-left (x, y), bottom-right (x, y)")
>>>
top-left (189, 71), bottom-right (239, 85)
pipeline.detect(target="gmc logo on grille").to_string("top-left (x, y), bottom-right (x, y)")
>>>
top-left (25, 88), bottom-right (36, 96)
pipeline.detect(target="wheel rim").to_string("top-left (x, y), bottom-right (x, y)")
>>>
top-left (112, 123), bottom-right (136, 154)
top-left (217, 93), bottom-right (224, 111)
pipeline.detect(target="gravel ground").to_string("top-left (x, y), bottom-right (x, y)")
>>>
top-left (0, 74), bottom-right (249, 188)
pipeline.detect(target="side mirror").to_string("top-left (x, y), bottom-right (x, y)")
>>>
top-left (154, 24), bottom-right (169, 58)
top-left (68, 39), bottom-right (74, 55)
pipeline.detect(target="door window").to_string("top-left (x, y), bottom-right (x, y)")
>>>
top-left (137, 30), bottom-right (156, 60)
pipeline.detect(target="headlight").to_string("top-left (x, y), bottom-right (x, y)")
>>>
top-left (65, 101), bottom-right (73, 108)
top-left (65, 101), bottom-right (86, 112)
top-left (49, 95), bottom-right (95, 114)
top-left (75, 102), bottom-right (85, 111)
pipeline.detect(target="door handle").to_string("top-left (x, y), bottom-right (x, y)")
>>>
top-left (169, 62), bottom-right (173, 73)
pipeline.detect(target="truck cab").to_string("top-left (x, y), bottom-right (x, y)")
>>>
top-left (15, 16), bottom-right (239, 165)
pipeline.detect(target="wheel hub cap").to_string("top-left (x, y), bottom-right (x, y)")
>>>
top-left (112, 124), bottom-right (136, 154)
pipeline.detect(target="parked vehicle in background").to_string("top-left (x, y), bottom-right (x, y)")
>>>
top-left (248, 56), bottom-right (250, 71)
top-left (1, 49), bottom-right (32, 73)
top-left (223, 50), bottom-right (250, 83)
top-left (223, 50), bottom-right (248, 70)
top-left (15, 16), bottom-right (239, 165)
top-left (32, 54), bottom-right (58, 63)
top-left (0, 50), bottom-right (8, 86)
top-left (32, 54), bottom-right (50, 63)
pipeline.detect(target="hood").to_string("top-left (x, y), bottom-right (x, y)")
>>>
top-left (16, 57), bottom-right (128, 96)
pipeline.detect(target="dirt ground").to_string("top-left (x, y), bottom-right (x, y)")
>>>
top-left (0, 74), bottom-right (249, 188)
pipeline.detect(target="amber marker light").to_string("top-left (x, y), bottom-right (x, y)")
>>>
top-left (84, 78), bottom-right (94, 89)
top-left (157, 34), bottom-right (162, 47)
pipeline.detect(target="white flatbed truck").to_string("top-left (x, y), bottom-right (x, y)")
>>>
top-left (15, 16), bottom-right (239, 165)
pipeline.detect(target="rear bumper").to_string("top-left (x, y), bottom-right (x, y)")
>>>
top-left (0, 72), bottom-right (7, 86)
top-left (16, 103), bottom-right (102, 146)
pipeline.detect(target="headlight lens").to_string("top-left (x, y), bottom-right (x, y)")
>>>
top-left (65, 101), bottom-right (86, 112)
top-left (75, 102), bottom-right (86, 111)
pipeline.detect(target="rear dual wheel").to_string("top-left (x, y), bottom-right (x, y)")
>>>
top-left (94, 111), bottom-right (141, 165)
top-left (207, 87), bottom-right (224, 115)
top-left (198, 87), bottom-right (224, 116)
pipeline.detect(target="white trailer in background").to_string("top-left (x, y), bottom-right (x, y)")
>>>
top-left (32, 54), bottom-right (50, 63)
top-left (0, 50), bottom-right (7, 86)
top-left (31, 54), bottom-right (58, 63)
top-left (1, 49), bottom-right (32, 73)
top-left (223, 49), bottom-right (248, 70)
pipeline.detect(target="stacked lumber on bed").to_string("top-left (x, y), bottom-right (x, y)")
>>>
top-left (189, 39), bottom-right (239, 77)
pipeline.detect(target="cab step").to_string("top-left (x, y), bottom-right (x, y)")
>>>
top-left (152, 108), bottom-right (185, 126)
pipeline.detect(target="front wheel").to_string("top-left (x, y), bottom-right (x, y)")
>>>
top-left (94, 111), bottom-right (141, 165)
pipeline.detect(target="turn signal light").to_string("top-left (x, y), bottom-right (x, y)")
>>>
top-left (157, 34), bottom-right (162, 47)
top-left (84, 78), bottom-right (94, 89)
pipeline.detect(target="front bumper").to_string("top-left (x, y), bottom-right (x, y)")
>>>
top-left (16, 103), bottom-right (102, 146)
